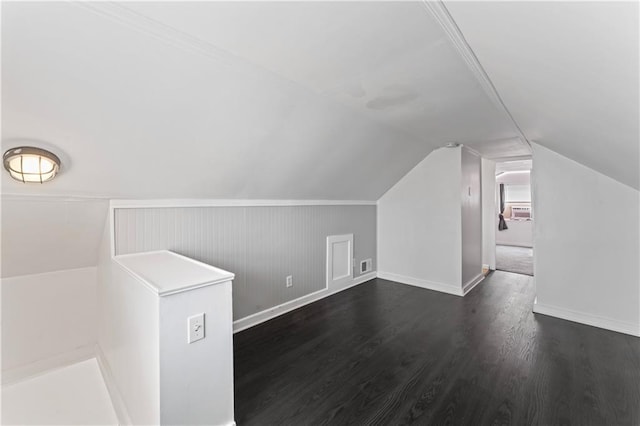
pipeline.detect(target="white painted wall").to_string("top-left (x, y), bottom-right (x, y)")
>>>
top-left (1, 267), bottom-right (97, 375)
top-left (505, 185), bottom-right (531, 203)
top-left (461, 148), bottom-right (482, 289)
top-left (481, 158), bottom-right (496, 269)
top-left (532, 143), bottom-right (640, 336)
top-left (98, 221), bottom-right (237, 425)
top-left (96, 218), bottom-right (160, 424)
top-left (2, 358), bottom-right (118, 425)
top-left (1, 197), bottom-right (108, 277)
top-left (159, 282), bottom-right (234, 425)
top-left (377, 147), bottom-right (462, 295)
top-left (496, 220), bottom-right (533, 248)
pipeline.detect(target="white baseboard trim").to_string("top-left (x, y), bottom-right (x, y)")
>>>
top-left (233, 272), bottom-right (377, 333)
top-left (533, 302), bottom-right (640, 337)
top-left (1, 344), bottom-right (95, 387)
top-left (351, 271), bottom-right (378, 287)
top-left (496, 242), bottom-right (533, 249)
top-left (377, 271), bottom-right (463, 297)
top-left (462, 273), bottom-right (485, 295)
top-left (95, 344), bottom-right (133, 425)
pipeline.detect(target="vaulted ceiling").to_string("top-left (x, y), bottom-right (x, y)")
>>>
top-left (2, 1), bottom-right (637, 277)
top-left (3, 1), bottom-right (637, 199)
top-left (2, 1), bottom-right (530, 200)
top-left (447, 1), bottom-right (639, 190)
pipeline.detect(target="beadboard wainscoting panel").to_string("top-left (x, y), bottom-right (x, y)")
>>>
top-left (242, 207), bottom-right (322, 318)
top-left (116, 207), bottom-right (247, 305)
top-left (114, 205), bottom-right (376, 320)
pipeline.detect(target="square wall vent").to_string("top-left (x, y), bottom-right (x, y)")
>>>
top-left (360, 259), bottom-right (372, 274)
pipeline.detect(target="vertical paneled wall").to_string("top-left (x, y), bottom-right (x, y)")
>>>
top-left (114, 205), bottom-right (376, 320)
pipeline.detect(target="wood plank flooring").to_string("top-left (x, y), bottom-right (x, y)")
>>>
top-left (234, 272), bottom-right (640, 425)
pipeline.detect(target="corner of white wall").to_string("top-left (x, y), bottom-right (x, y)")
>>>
top-left (481, 158), bottom-right (496, 270)
top-left (531, 142), bottom-right (640, 336)
top-left (1, 267), bottom-right (98, 385)
top-left (96, 209), bottom-right (160, 425)
top-left (377, 147), bottom-right (463, 293)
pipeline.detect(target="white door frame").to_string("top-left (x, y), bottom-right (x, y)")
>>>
top-left (326, 234), bottom-right (354, 291)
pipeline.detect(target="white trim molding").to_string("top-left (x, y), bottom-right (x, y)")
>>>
top-left (1, 344), bottom-right (95, 387)
top-left (533, 302), bottom-right (640, 337)
top-left (95, 344), bottom-right (133, 425)
top-left (420, 0), bottom-right (531, 153)
top-left (74, 1), bottom-right (273, 81)
top-left (110, 199), bottom-right (376, 209)
top-left (233, 272), bottom-right (376, 333)
top-left (326, 234), bottom-right (354, 290)
top-left (114, 250), bottom-right (235, 297)
top-left (377, 271), bottom-right (463, 297)
top-left (462, 273), bottom-right (485, 295)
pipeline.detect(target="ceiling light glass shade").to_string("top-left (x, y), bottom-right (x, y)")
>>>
top-left (3, 147), bottom-right (61, 183)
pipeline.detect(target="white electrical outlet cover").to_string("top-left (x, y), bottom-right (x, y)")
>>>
top-left (188, 313), bottom-right (205, 344)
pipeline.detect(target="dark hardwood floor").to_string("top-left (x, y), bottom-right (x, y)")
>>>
top-left (234, 272), bottom-right (640, 425)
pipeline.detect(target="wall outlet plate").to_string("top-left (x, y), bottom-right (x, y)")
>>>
top-left (286, 275), bottom-right (293, 288)
top-left (188, 313), bottom-right (205, 344)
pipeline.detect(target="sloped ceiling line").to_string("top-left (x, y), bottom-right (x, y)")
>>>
top-left (421, 0), bottom-right (531, 154)
top-left (2, 2), bottom-right (530, 199)
top-left (443, 1), bottom-right (638, 190)
top-left (1, 194), bottom-right (112, 202)
top-left (74, 2), bottom-right (274, 84)
top-left (74, 1), bottom-right (425, 146)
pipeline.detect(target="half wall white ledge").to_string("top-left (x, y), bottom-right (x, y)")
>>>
top-left (102, 250), bottom-right (236, 425)
top-left (115, 250), bottom-right (235, 296)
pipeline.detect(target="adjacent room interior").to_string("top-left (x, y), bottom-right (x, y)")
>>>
top-left (495, 159), bottom-right (534, 276)
top-left (1, 1), bottom-right (639, 425)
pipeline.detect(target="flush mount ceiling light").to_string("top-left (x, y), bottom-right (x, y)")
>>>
top-left (3, 146), bottom-right (61, 183)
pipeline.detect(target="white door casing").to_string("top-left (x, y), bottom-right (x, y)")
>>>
top-left (326, 234), bottom-right (353, 290)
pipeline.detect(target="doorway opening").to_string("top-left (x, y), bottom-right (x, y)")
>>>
top-left (494, 159), bottom-right (533, 276)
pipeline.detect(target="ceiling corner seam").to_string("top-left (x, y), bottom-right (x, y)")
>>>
top-left (421, 0), bottom-right (532, 153)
